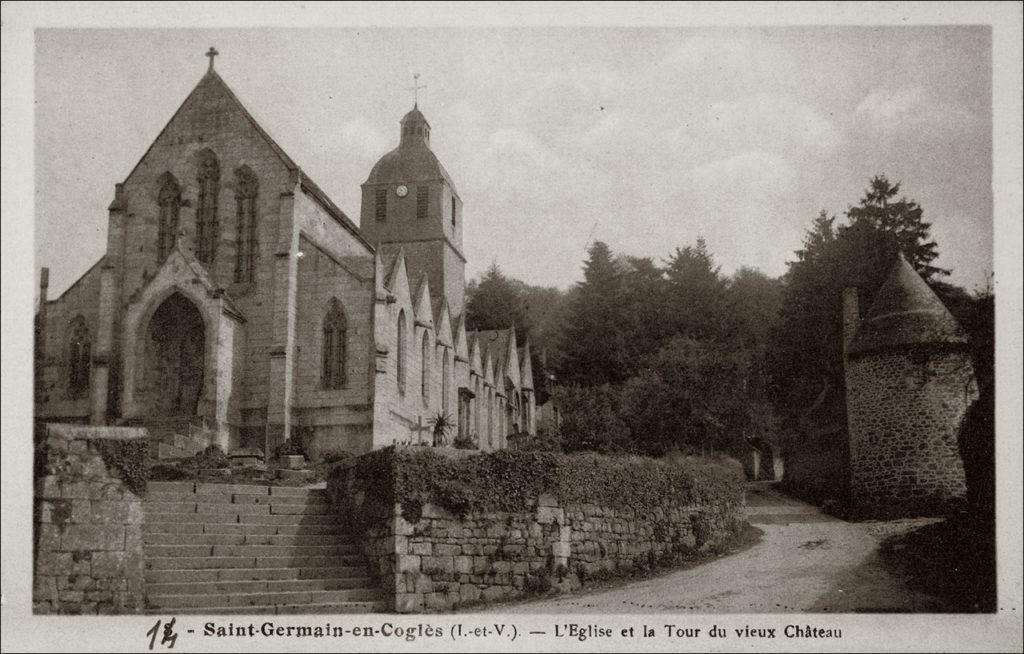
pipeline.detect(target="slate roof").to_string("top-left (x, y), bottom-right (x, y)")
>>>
top-left (848, 253), bottom-right (967, 356)
top-left (364, 106), bottom-right (459, 194)
top-left (476, 329), bottom-right (512, 379)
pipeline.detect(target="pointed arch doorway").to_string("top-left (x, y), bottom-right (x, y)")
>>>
top-left (144, 292), bottom-right (206, 418)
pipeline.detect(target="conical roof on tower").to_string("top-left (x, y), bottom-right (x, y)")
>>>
top-left (848, 253), bottom-right (968, 356)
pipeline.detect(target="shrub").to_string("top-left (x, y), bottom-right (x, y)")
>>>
top-left (551, 384), bottom-right (630, 454)
top-left (274, 439), bottom-right (305, 459)
top-left (331, 446), bottom-right (746, 533)
top-left (452, 433), bottom-right (476, 450)
top-left (197, 444), bottom-right (229, 469)
top-left (508, 425), bottom-right (560, 452)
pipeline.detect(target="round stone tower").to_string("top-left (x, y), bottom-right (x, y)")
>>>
top-left (843, 253), bottom-right (976, 517)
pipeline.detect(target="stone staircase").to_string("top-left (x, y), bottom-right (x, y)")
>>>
top-left (143, 481), bottom-right (386, 614)
top-left (125, 416), bottom-right (215, 460)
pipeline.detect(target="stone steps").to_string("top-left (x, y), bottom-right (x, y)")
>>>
top-left (142, 522), bottom-right (344, 536)
top-left (147, 601), bottom-right (387, 615)
top-left (145, 501), bottom-right (333, 515)
top-left (147, 481), bottom-right (326, 495)
top-left (145, 512), bottom-right (344, 526)
top-left (144, 543), bottom-right (357, 557)
top-left (148, 587), bottom-right (383, 610)
top-left (147, 576), bottom-right (373, 595)
top-left (146, 553), bottom-right (366, 571)
top-left (144, 565), bottom-right (368, 584)
top-left (146, 491), bottom-right (327, 505)
top-left (141, 482), bottom-right (382, 614)
top-left (137, 420), bottom-right (214, 460)
top-left (142, 532), bottom-right (348, 546)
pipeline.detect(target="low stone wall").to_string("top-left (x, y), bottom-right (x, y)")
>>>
top-left (330, 447), bottom-right (746, 613)
top-left (33, 423), bottom-right (148, 614)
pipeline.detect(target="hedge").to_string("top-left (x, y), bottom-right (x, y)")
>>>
top-left (331, 446), bottom-right (745, 531)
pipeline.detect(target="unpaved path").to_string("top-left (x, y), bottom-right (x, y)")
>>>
top-left (488, 483), bottom-right (942, 613)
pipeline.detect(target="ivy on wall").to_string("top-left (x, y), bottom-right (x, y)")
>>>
top-left (332, 447), bottom-right (745, 530)
top-left (95, 440), bottom-right (150, 496)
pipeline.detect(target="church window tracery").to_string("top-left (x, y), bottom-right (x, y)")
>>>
top-left (443, 349), bottom-right (451, 415)
top-left (421, 331), bottom-right (430, 404)
top-left (196, 150), bottom-right (221, 265)
top-left (234, 166), bottom-right (258, 283)
top-left (68, 315), bottom-right (91, 399)
top-left (397, 310), bottom-right (407, 395)
top-left (322, 299), bottom-right (347, 389)
top-left (157, 173), bottom-right (181, 262)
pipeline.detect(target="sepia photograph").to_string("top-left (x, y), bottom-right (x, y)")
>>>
top-left (2, 2), bottom-right (1021, 652)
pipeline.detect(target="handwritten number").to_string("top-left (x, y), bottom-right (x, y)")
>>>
top-left (147, 618), bottom-right (178, 650)
top-left (147, 621), bottom-right (160, 651)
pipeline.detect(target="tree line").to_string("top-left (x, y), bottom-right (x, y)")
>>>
top-left (465, 175), bottom-right (993, 459)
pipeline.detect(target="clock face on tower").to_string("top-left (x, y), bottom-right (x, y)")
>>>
top-left (396, 185), bottom-right (408, 197)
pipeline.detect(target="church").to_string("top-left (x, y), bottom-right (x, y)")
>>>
top-left (34, 49), bottom-right (536, 460)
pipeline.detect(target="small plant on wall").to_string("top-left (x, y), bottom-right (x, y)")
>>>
top-left (452, 432), bottom-right (477, 450)
top-left (428, 411), bottom-right (454, 447)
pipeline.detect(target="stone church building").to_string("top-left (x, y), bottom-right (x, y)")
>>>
top-left (34, 52), bottom-right (536, 459)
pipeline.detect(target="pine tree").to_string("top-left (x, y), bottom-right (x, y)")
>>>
top-left (620, 255), bottom-right (670, 372)
top-left (465, 263), bottom-right (531, 337)
top-left (663, 237), bottom-right (728, 341)
top-left (769, 177), bottom-right (950, 421)
top-left (558, 241), bottom-right (630, 386)
top-left (846, 175), bottom-right (947, 278)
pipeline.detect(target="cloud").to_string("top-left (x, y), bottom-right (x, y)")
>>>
top-left (855, 86), bottom-right (978, 132)
top-left (336, 118), bottom-right (391, 159)
top-left (688, 150), bottom-right (798, 197)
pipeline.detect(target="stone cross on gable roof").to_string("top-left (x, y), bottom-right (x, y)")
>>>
top-left (206, 46), bottom-right (219, 71)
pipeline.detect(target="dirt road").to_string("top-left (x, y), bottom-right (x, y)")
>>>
top-left (489, 483), bottom-right (941, 613)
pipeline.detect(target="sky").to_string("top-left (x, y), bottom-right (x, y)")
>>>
top-left (34, 26), bottom-right (993, 295)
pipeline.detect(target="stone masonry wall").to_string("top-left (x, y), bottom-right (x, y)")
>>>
top-left (845, 350), bottom-right (975, 517)
top-left (782, 426), bottom-right (850, 507)
top-left (386, 496), bottom-right (737, 613)
top-left (330, 448), bottom-right (747, 613)
top-left (33, 424), bottom-right (146, 614)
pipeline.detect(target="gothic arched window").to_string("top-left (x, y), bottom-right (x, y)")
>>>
top-left (67, 315), bottom-right (91, 399)
top-left (442, 349), bottom-right (451, 415)
top-left (397, 310), bottom-right (407, 395)
top-left (234, 166), bottom-right (258, 283)
top-left (322, 299), bottom-right (347, 389)
top-left (421, 331), bottom-right (431, 404)
top-left (157, 173), bottom-right (181, 262)
top-left (487, 388), bottom-right (494, 448)
top-left (196, 150), bottom-right (221, 266)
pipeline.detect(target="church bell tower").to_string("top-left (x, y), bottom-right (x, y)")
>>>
top-left (360, 100), bottom-right (466, 316)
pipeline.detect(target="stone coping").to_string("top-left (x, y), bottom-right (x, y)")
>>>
top-left (46, 423), bottom-right (146, 441)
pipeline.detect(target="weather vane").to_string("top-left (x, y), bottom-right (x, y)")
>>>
top-left (408, 73), bottom-right (427, 108)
